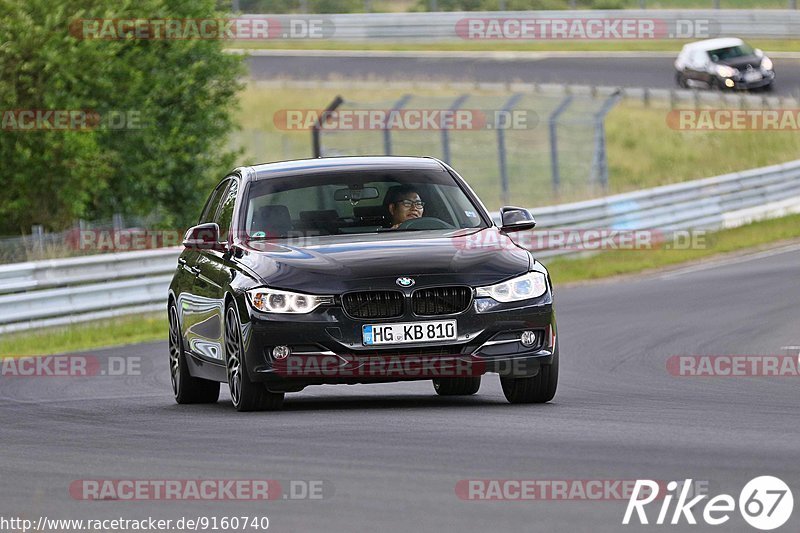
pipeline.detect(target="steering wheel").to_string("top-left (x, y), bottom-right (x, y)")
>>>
top-left (396, 217), bottom-right (454, 230)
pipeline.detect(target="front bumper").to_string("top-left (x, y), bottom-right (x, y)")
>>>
top-left (721, 70), bottom-right (775, 90)
top-left (240, 297), bottom-right (557, 392)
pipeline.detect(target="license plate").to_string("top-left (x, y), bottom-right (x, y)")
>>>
top-left (744, 71), bottom-right (762, 82)
top-left (362, 320), bottom-right (457, 346)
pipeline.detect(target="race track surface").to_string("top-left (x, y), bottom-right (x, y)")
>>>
top-left (2, 245), bottom-right (799, 532)
top-left (247, 53), bottom-right (800, 96)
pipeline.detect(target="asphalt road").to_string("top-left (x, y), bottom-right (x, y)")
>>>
top-left (2, 244), bottom-right (799, 533)
top-left (247, 53), bottom-right (800, 96)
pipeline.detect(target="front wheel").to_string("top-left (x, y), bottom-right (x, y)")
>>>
top-left (500, 344), bottom-right (559, 404)
top-left (675, 71), bottom-right (688, 89)
top-left (168, 304), bottom-right (220, 404)
top-left (224, 304), bottom-right (284, 412)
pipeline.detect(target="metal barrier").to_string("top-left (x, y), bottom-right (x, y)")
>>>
top-left (242, 10), bottom-right (800, 40)
top-left (2, 159), bottom-right (800, 333)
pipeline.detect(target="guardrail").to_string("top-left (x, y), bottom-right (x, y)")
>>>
top-left (2, 159), bottom-right (800, 333)
top-left (243, 10), bottom-right (800, 40)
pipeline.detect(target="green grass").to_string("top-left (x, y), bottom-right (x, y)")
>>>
top-left (228, 38), bottom-right (800, 53)
top-left (605, 101), bottom-right (800, 193)
top-left (545, 212), bottom-right (800, 284)
top-left (0, 313), bottom-right (167, 357)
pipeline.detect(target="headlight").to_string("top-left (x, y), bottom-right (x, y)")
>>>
top-left (246, 288), bottom-right (333, 314)
top-left (475, 272), bottom-right (548, 303)
top-left (761, 56), bottom-right (773, 71)
top-left (715, 65), bottom-right (738, 78)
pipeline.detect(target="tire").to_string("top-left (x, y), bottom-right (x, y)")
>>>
top-left (224, 303), bottom-right (284, 412)
top-left (433, 376), bottom-right (481, 396)
top-left (675, 71), bottom-right (688, 89)
top-left (500, 343), bottom-right (559, 404)
top-left (168, 304), bottom-right (220, 404)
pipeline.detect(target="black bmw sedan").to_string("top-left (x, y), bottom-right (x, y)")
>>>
top-left (168, 156), bottom-right (558, 411)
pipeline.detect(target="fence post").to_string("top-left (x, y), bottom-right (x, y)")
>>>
top-left (791, 0), bottom-right (797, 9)
top-left (384, 94), bottom-right (412, 156)
top-left (442, 94), bottom-right (469, 165)
top-left (312, 95), bottom-right (344, 158)
top-left (548, 95), bottom-right (574, 197)
top-left (31, 224), bottom-right (44, 258)
top-left (496, 94), bottom-right (524, 207)
top-left (591, 90), bottom-right (622, 192)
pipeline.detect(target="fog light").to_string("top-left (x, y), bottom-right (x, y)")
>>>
top-left (724, 79), bottom-right (735, 88)
top-left (520, 330), bottom-right (536, 347)
top-left (272, 345), bottom-right (291, 360)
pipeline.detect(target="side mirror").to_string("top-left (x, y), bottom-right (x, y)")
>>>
top-left (500, 206), bottom-right (536, 232)
top-left (183, 223), bottom-right (222, 250)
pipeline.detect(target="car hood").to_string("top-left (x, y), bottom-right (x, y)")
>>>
top-left (717, 55), bottom-right (762, 70)
top-left (236, 228), bottom-right (531, 294)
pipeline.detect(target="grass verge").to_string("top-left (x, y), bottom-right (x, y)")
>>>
top-left (0, 313), bottom-right (167, 358)
top-left (545, 212), bottom-right (800, 284)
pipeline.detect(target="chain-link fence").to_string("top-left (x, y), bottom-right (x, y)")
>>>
top-left (0, 214), bottom-right (163, 264)
top-left (311, 91), bottom-right (619, 211)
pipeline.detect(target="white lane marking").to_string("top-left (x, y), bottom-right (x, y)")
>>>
top-left (659, 243), bottom-right (800, 280)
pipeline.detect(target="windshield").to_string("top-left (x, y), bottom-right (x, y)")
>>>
top-left (241, 168), bottom-right (488, 239)
top-left (707, 44), bottom-right (755, 62)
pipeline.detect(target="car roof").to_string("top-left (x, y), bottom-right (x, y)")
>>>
top-left (245, 156), bottom-right (447, 181)
top-left (682, 38), bottom-right (745, 52)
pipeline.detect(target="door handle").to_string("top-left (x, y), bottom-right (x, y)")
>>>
top-left (189, 266), bottom-right (202, 275)
top-left (177, 257), bottom-right (187, 265)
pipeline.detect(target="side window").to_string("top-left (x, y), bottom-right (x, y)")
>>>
top-left (199, 180), bottom-right (229, 225)
top-left (214, 178), bottom-right (239, 242)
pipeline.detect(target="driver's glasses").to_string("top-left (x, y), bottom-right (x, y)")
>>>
top-left (397, 200), bottom-right (425, 209)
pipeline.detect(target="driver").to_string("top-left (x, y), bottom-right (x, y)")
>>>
top-left (385, 185), bottom-right (425, 229)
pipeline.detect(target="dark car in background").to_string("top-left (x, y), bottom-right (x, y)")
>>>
top-left (167, 156), bottom-right (558, 411)
top-left (674, 37), bottom-right (775, 91)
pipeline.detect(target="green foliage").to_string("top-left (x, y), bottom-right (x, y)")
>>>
top-left (0, 0), bottom-right (245, 234)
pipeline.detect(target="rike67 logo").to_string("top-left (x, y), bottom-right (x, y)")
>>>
top-left (623, 476), bottom-right (794, 530)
